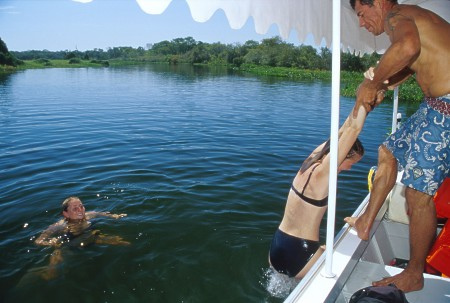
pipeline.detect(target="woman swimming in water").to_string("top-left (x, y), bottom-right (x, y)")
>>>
top-left (269, 105), bottom-right (367, 278)
top-left (35, 196), bottom-right (128, 247)
top-left (34, 196), bottom-right (129, 280)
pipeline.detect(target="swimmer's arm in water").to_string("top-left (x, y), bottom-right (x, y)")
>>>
top-left (35, 220), bottom-right (66, 247)
top-left (85, 211), bottom-right (127, 220)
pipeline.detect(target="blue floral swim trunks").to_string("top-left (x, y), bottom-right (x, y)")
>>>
top-left (383, 95), bottom-right (450, 196)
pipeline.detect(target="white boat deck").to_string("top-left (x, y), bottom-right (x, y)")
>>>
top-left (285, 182), bottom-right (450, 303)
top-left (339, 261), bottom-right (450, 303)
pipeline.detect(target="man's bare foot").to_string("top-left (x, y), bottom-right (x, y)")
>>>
top-left (344, 216), bottom-right (371, 241)
top-left (373, 269), bottom-right (424, 293)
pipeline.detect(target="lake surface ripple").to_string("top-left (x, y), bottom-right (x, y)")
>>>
top-left (0, 65), bottom-right (404, 302)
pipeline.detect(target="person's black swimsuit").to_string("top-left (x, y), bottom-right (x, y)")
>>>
top-left (291, 163), bottom-right (328, 207)
top-left (269, 229), bottom-right (320, 277)
top-left (60, 221), bottom-right (99, 247)
top-left (269, 163), bottom-right (327, 277)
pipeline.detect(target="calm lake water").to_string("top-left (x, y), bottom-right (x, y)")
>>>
top-left (0, 65), bottom-right (416, 303)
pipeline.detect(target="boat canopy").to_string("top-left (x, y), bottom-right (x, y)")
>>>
top-left (125, 0), bottom-right (448, 55)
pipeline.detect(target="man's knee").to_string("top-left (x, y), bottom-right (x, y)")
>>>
top-left (378, 145), bottom-right (396, 161)
top-left (377, 145), bottom-right (397, 176)
top-left (405, 187), bottom-right (435, 212)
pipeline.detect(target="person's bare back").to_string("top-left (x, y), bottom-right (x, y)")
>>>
top-left (389, 5), bottom-right (450, 97)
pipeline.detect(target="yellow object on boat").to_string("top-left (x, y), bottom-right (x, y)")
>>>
top-left (367, 166), bottom-right (378, 192)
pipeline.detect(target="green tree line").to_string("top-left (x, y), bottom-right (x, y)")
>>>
top-left (10, 36), bottom-right (380, 72)
top-left (0, 37), bottom-right (23, 67)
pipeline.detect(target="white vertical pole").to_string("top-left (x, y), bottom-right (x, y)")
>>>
top-left (323, 0), bottom-right (340, 278)
top-left (391, 86), bottom-right (399, 133)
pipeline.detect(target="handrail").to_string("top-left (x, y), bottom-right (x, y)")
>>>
top-left (391, 86), bottom-right (399, 133)
top-left (323, 0), bottom-right (341, 278)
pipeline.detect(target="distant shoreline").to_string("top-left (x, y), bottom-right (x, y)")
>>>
top-left (1, 59), bottom-right (423, 103)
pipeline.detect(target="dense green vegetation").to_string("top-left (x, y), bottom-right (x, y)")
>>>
top-left (0, 37), bottom-right (23, 70)
top-left (18, 58), bottom-right (110, 69)
top-left (2, 36), bottom-right (423, 102)
top-left (11, 36), bottom-right (379, 71)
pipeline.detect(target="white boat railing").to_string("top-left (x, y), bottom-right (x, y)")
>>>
top-left (324, 0), bottom-right (341, 279)
top-left (391, 87), bottom-right (399, 133)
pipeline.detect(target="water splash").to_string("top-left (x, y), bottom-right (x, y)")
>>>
top-left (261, 267), bottom-right (299, 299)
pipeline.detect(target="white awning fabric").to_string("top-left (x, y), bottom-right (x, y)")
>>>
top-left (133, 0), bottom-right (449, 54)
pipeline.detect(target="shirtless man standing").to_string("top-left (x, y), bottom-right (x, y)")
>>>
top-left (344, 0), bottom-right (450, 293)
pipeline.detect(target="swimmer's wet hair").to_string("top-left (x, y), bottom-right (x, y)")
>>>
top-left (62, 196), bottom-right (81, 212)
top-left (300, 138), bottom-right (364, 173)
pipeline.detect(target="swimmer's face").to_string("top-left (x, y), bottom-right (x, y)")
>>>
top-left (63, 199), bottom-right (86, 221)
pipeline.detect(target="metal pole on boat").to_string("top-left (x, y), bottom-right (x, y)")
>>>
top-left (391, 86), bottom-right (399, 133)
top-left (323, 0), bottom-right (340, 278)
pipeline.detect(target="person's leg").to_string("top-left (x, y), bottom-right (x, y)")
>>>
top-left (95, 233), bottom-right (130, 245)
top-left (373, 188), bottom-right (436, 292)
top-left (40, 249), bottom-right (63, 280)
top-left (345, 145), bottom-right (397, 240)
top-left (296, 245), bottom-right (325, 279)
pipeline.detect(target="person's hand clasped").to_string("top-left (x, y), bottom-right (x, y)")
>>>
top-left (363, 64), bottom-right (389, 85)
top-left (353, 64), bottom-right (389, 118)
top-left (365, 66), bottom-right (388, 108)
top-left (353, 80), bottom-right (378, 118)
top-left (364, 66), bottom-right (376, 81)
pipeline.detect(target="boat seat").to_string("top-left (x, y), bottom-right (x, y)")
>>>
top-left (384, 181), bottom-right (410, 225)
top-left (368, 168), bottom-right (409, 225)
top-left (385, 176), bottom-right (450, 225)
